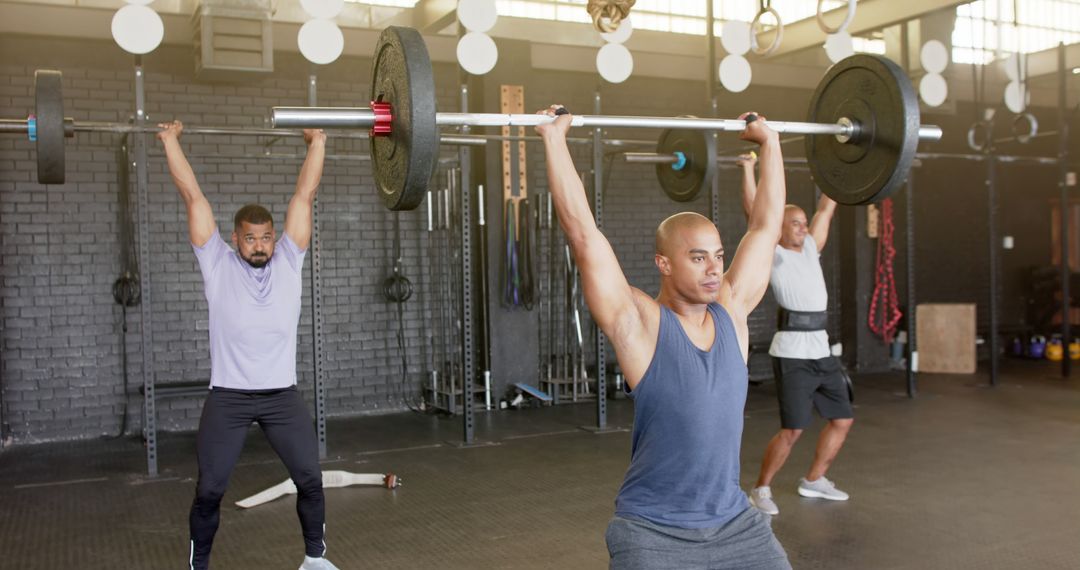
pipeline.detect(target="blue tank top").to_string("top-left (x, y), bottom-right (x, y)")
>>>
top-left (614, 302), bottom-right (750, 529)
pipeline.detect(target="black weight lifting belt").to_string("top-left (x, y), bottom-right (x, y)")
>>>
top-left (777, 308), bottom-right (828, 332)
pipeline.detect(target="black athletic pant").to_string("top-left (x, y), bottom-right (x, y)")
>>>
top-left (188, 387), bottom-right (325, 570)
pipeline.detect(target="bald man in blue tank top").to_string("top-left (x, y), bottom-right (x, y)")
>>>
top-left (536, 106), bottom-right (791, 569)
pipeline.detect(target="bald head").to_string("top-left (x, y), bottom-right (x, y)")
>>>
top-left (780, 204), bottom-right (809, 250)
top-left (654, 212), bottom-right (725, 303)
top-left (655, 212), bottom-right (717, 256)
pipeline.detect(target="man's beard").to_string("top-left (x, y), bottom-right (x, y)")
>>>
top-left (243, 252), bottom-right (270, 268)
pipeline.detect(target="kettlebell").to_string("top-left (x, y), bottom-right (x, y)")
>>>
top-left (1046, 336), bottom-right (1064, 361)
top-left (1028, 335), bottom-right (1047, 359)
top-left (1070, 338), bottom-right (1080, 360)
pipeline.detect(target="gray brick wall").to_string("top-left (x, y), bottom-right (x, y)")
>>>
top-left (0, 34), bottom-right (842, 443)
top-left (0, 37), bottom-right (464, 441)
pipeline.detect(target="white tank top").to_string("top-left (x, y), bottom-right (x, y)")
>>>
top-left (768, 234), bottom-right (831, 359)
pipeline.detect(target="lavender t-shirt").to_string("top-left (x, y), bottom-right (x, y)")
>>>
top-left (193, 229), bottom-right (305, 390)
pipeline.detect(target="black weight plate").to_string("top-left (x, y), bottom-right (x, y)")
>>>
top-left (35, 70), bottom-right (65, 185)
top-left (805, 54), bottom-right (919, 205)
top-left (655, 125), bottom-right (716, 202)
top-left (370, 27), bottom-right (439, 211)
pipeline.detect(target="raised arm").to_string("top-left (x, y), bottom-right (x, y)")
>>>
top-left (808, 193), bottom-right (838, 251)
top-left (737, 152), bottom-right (758, 220)
top-left (284, 129), bottom-right (326, 250)
top-left (534, 106), bottom-right (651, 368)
top-left (157, 121), bottom-right (216, 247)
top-left (722, 115), bottom-right (785, 317)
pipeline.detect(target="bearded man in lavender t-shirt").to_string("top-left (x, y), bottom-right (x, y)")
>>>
top-left (157, 120), bottom-right (338, 570)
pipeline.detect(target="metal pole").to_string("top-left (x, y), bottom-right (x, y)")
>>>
top-left (134, 58), bottom-right (157, 477)
top-left (905, 174), bottom-right (917, 398)
top-left (901, 17), bottom-right (911, 73)
top-left (1, 119), bottom-right (652, 147)
top-left (270, 107), bottom-right (377, 128)
top-left (458, 114), bottom-right (858, 135)
top-left (7, 110), bottom-right (950, 142)
top-left (624, 151), bottom-right (1062, 167)
top-left (1059, 41), bottom-right (1071, 378)
top-left (0, 120), bottom-right (362, 139)
top-left (706, 0), bottom-right (716, 105)
top-left (710, 98), bottom-right (720, 228)
top-left (308, 73), bottom-right (328, 460)
top-left (623, 152), bottom-right (680, 164)
top-left (987, 141), bottom-right (999, 387)
top-left (270, 107), bottom-right (944, 142)
top-left (592, 91), bottom-right (608, 431)
top-left (76, 124), bottom-right (332, 137)
top-left (460, 85), bottom-right (476, 445)
top-left (914, 152), bottom-right (1059, 165)
top-left (478, 180), bottom-right (491, 410)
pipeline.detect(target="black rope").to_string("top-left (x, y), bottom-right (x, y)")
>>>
top-left (383, 213), bottom-right (414, 303)
top-left (109, 137), bottom-right (140, 439)
top-left (383, 212), bottom-right (423, 413)
top-left (502, 200), bottom-right (521, 307)
top-left (520, 198), bottom-right (535, 309)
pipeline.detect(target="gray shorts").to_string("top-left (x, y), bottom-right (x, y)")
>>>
top-left (605, 507), bottom-right (791, 570)
top-left (773, 356), bottom-right (854, 430)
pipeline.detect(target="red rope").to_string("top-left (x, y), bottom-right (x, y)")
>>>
top-left (868, 198), bottom-right (902, 344)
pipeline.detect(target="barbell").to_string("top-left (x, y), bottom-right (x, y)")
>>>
top-left (269, 26), bottom-right (942, 210)
top-left (0, 71), bottom-right (494, 184)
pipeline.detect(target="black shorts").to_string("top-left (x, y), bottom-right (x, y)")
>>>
top-left (772, 356), bottom-right (854, 430)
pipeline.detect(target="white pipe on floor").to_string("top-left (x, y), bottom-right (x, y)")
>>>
top-left (484, 371), bottom-right (492, 411)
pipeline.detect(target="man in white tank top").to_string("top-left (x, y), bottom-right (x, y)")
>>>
top-left (738, 153), bottom-right (854, 517)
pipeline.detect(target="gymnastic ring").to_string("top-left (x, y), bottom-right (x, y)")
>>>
top-left (1011, 112), bottom-right (1039, 144)
top-left (750, 6), bottom-right (784, 57)
top-left (112, 271), bottom-right (141, 307)
top-left (816, 0), bottom-right (855, 34)
top-left (966, 121), bottom-right (991, 152)
top-left (382, 273), bottom-right (413, 303)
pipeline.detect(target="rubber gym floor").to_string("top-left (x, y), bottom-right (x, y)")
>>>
top-left (1, 360), bottom-right (1077, 569)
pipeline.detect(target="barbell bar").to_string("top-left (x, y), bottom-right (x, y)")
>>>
top-left (0, 118), bottom-right (370, 139)
top-left (624, 152), bottom-right (795, 166)
top-left (272, 106), bottom-right (943, 142)
top-left (2, 73), bottom-right (657, 185)
top-left (1, 114), bottom-right (651, 151)
top-left (624, 152), bottom-right (680, 165)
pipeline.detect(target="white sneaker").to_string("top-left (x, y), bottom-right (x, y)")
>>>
top-left (299, 556), bottom-right (340, 570)
top-left (749, 486), bottom-right (780, 515)
top-left (797, 477), bottom-right (849, 501)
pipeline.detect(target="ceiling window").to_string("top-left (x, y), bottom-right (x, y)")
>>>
top-left (953, 0), bottom-right (1080, 64)
top-left (345, 0), bottom-right (885, 53)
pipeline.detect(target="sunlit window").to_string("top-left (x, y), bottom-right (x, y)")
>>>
top-left (493, 0), bottom-right (851, 35)
top-left (344, 0), bottom-right (886, 53)
top-left (953, 0), bottom-right (1080, 65)
top-left (853, 36), bottom-right (886, 55)
top-left (494, 0), bottom-right (874, 44)
top-left (346, 0), bottom-right (419, 8)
